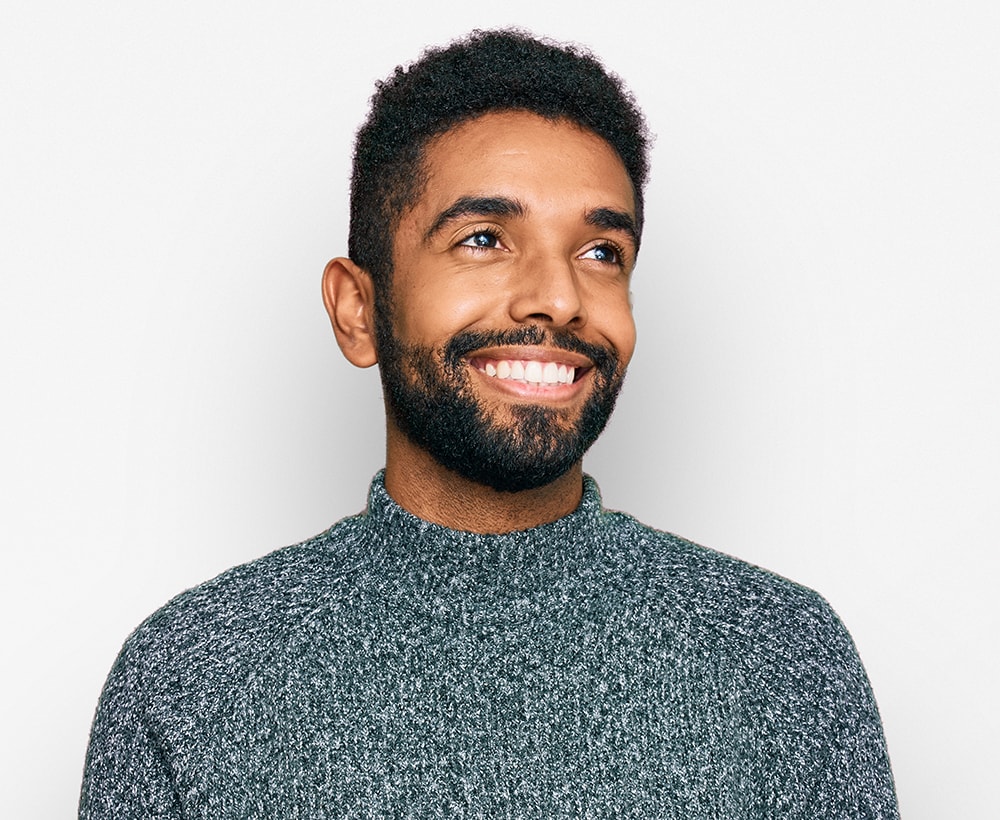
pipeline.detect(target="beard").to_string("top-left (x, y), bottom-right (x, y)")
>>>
top-left (374, 320), bottom-right (626, 493)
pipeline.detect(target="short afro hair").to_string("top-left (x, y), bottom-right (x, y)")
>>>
top-left (348, 29), bottom-right (650, 295)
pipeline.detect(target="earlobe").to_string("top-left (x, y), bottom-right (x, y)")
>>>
top-left (322, 257), bottom-right (379, 368)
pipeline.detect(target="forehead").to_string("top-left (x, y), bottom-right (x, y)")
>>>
top-left (412, 111), bottom-right (636, 219)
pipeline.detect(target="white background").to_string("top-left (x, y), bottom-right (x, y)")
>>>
top-left (2, 2), bottom-right (997, 817)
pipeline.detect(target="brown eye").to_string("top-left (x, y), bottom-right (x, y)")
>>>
top-left (460, 231), bottom-right (502, 249)
top-left (582, 244), bottom-right (621, 265)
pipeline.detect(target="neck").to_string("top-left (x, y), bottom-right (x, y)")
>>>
top-left (383, 423), bottom-right (584, 534)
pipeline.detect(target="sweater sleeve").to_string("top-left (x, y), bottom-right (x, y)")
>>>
top-left (750, 593), bottom-right (899, 819)
top-left (810, 602), bottom-right (898, 819)
top-left (79, 640), bottom-right (183, 820)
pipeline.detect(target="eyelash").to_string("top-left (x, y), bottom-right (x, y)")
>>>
top-left (457, 226), bottom-right (505, 250)
top-left (582, 241), bottom-right (627, 267)
top-left (455, 228), bottom-right (628, 268)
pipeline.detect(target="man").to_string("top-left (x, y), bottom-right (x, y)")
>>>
top-left (81, 30), bottom-right (898, 817)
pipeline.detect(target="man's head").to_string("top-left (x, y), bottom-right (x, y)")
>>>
top-left (348, 29), bottom-right (650, 301)
top-left (326, 30), bottom-right (650, 497)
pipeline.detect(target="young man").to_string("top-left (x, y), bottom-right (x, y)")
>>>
top-left (81, 30), bottom-right (898, 817)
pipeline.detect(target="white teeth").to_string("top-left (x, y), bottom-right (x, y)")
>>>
top-left (479, 359), bottom-right (579, 385)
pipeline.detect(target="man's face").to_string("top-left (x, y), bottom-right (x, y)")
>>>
top-left (377, 111), bottom-right (639, 492)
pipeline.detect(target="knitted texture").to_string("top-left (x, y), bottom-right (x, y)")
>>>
top-left (81, 474), bottom-right (898, 818)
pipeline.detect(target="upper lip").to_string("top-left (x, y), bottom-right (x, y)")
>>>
top-left (465, 345), bottom-right (593, 369)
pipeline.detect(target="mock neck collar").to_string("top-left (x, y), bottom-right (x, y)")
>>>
top-left (353, 470), bottom-right (607, 573)
top-left (364, 470), bottom-right (603, 536)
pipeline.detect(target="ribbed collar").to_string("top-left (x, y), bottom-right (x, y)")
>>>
top-left (354, 470), bottom-right (608, 576)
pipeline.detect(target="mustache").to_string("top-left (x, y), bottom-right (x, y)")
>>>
top-left (443, 326), bottom-right (619, 376)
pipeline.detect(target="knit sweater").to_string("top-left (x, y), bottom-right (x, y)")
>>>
top-left (80, 473), bottom-right (898, 818)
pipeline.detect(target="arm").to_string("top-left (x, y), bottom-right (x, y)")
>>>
top-left (79, 641), bottom-right (183, 819)
top-left (748, 593), bottom-right (899, 819)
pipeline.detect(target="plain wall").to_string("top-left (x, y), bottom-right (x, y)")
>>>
top-left (2, 2), bottom-right (997, 817)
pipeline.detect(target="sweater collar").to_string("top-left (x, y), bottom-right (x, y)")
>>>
top-left (356, 470), bottom-right (607, 570)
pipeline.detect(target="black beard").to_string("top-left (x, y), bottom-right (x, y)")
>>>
top-left (375, 322), bottom-right (625, 493)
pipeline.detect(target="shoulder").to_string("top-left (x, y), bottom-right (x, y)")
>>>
top-left (598, 509), bottom-right (823, 608)
top-left (114, 513), bottom-right (369, 688)
top-left (597, 510), bottom-right (857, 667)
top-left (600, 511), bottom-right (883, 738)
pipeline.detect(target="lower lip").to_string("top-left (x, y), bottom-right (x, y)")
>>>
top-left (468, 363), bottom-right (588, 401)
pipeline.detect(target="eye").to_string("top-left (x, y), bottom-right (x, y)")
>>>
top-left (459, 230), bottom-right (504, 249)
top-left (581, 243), bottom-right (623, 265)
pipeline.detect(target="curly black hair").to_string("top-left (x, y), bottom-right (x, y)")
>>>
top-left (348, 29), bottom-right (650, 299)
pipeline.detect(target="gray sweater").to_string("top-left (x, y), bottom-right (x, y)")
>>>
top-left (81, 473), bottom-right (898, 818)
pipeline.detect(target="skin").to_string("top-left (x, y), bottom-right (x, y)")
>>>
top-left (323, 111), bottom-right (639, 533)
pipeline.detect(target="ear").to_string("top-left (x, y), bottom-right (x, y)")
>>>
top-left (321, 257), bottom-right (379, 368)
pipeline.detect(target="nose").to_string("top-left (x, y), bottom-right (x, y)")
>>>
top-left (507, 253), bottom-right (587, 328)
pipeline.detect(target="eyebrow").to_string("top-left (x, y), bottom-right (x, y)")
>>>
top-left (423, 196), bottom-right (526, 242)
top-left (585, 207), bottom-right (641, 251)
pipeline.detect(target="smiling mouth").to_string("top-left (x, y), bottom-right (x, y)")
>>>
top-left (469, 357), bottom-right (584, 386)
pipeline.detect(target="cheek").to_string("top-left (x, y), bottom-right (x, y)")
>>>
top-left (390, 254), bottom-right (509, 344)
top-left (614, 311), bottom-right (638, 368)
top-left (588, 283), bottom-right (636, 364)
top-left (392, 274), bottom-right (500, 344)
